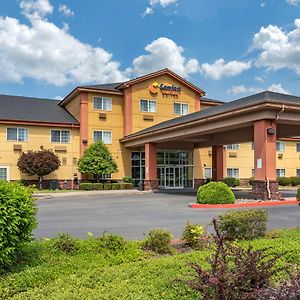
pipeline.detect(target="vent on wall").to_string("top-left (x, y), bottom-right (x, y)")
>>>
top-left (62, 157), bottom-right (67, 166)
top-left (229, 152), bottom-right (237, 158)
top-left (54, 146), bottom-right (67, 152)
top-left (99, 113), bottom-right (107, 120)
top-left (278, 153), bottom-right (283, 159)
top-left (13, 144), bottom-right (22, 151)
top-left (143, 115), bottom-right (154, 121)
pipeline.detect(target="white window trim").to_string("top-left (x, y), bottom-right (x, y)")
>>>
top-left (296, 143), bottom-right (300, 153)
top-left (6, 127), bottom-right (29, 142)
top-left (93, 130), bottom-right (112, 144)
top-left (227, 168), bottom-right (239, 178)
top-left (204, 167), bottom-right (212, 179)
top-left (0, 166), bottom-right (10, 181)
top-left (276, 141), bottom-right (285, 152)
top-left (50, 129), bottom-right (71, 144)
top-left (276, 168), bottom-right (286, 177)
top-left (226, 144), bottom-right (239, 150)
top-left (140, 99), bottom-right (157, 113)
top-left (93, 96), bottom-right (112, 111)
top-left (173, 102), bottom-right (189, 115)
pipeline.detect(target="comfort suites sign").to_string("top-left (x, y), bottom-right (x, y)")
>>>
top-left (149, 82), bottom-right (182, 96)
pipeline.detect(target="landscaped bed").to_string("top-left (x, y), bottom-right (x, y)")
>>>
top-left (1, 229), bottom-right (300, 300)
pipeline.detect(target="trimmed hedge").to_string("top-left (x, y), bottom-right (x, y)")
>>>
top-left (103, 183), bottom-right (112, 190)
top-left (277, 177), bottom-right (291, 186)
top-left (224, 177), bottom-right (240, 187)
top-left (79, 183), bottom-right (93, 190)
top-left (217, 209), bottom-right (268, 240)
top-left (93, 183), bottom-right (103, 190)
top-left (112, 183), bottom-right (120, 190)
top-left (290, 176), bottom-right (300, 186)
top-left (80, 182), bottom-right (134, 191)
top-left (0, 181), bottom-right (37, 267)
top-left (197, 182), bottom-right (235, 204)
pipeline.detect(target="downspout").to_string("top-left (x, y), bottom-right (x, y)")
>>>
top-left (266, 177), bottom-right (271, 200)
top-left (276, 104), bottom-right (285, 121)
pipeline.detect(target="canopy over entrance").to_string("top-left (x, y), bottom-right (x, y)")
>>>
top-left (121, 91), bottom-right (300, 199)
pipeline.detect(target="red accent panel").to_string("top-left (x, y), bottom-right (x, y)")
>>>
top-left (212, 145), bottom-right (226, 181)
top-left (80, 92), bottom-right (88, 156)
top-left (124, 86), bottom-right (132, 136)
top-left (145, 143), bottom-right (157, 181)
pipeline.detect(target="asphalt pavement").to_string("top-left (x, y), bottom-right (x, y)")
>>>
top-left (33, 190), bottom-right (300, 240)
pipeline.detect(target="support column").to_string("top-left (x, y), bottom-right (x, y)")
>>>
top-left (252, 120), bottom-right (280, 200)
top-left (144, 143), bottom-right (158, 191)
top-left (212, 145), bottom-right (226, 181)
top-left (80, 92), bottom-right (88, 157)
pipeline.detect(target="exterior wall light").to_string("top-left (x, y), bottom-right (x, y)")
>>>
top-left (267, 128), bottom-right (276, 135)
top-left (82, 139), bottom-right (88, 144)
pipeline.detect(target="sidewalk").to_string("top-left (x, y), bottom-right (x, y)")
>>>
top-left (34, 189), bottom-right (150, 198)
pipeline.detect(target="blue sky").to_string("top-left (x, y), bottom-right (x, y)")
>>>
top-left (0, 0), bottom-right (300, 101)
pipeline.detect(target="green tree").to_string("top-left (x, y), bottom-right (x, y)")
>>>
top-left (78, 142), bottom-right (118, 182)
top-left (17, 147), bottom-right (61, 189)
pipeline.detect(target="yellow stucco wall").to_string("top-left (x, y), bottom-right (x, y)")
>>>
top-left (0, 124), bottom-right (80, 181)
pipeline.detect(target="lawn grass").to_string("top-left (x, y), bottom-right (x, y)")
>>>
top-left (0, 229), bottom-right (300, 300)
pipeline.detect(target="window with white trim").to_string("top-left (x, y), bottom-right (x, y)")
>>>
top-left (297, 169), bottom-right (300, 177)
top-left (296, 143), bottom-right (300, 152)
top-left (51, 130), bottom-right (70, 143)
top-left (93, 130), bottom-right (112, 144)
top-left (227, 168), bottom-right (239, 178)
top-left (276, 169), bottom-right (285, 177)
top-left (93, 97), bottom-right (112, 111)
top-left (226, 144), bottom-right (239, 150)
top-left (174, 102), bottom-right (189, 115)
top-left (7, 128), bottom-right (28, 142)
top-left (276, 142), bottom-right (285, 152)
top-left (204, 167), bottom-right (212, 179)
top-left (0, 167), bottom-right (9, 181)
top-left (140, 99), bottom-right (156, 113)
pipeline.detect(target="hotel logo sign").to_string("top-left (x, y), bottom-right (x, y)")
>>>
top-left (149, 82), bottom-right (182, 96)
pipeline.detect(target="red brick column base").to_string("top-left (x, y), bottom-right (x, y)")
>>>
top-left (144, 180), bottom-right (159, 191)
top-left (252, 180), bottom-right (281, 200)
top-left (194, 179), bottom-right (207, 189)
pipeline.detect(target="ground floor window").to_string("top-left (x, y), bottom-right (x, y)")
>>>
top-left (297, 169), bottom-right (300, 177)
top-left (227, 168), bottom-right (239, 178)
top-left (276, 169), bottom-right (285, 177)
top-left (0, 167), bottom-right (9, 181)
top-left (204, 167), bottom-right (212, 179)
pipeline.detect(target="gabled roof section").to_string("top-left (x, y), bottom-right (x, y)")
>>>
top-left (80, 82), bottom-right (124, 92)
top-left (119, 68), bottom-right (206, 96)
top-left (201, 97), bottom-right (224, 105)
top-left (0, 94), bottom-right (79, 125)
top-left (122, 91), bottom-right (300, 140)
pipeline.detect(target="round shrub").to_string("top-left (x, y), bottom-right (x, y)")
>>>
top-left (122, 176), bottom-right (133, 184)
top-left (277, 177), bottom-right (291, 186)
top-left (141, 229), bottom-right (173, 254)
top-left (224, 177), bottom-right (240, 187)
top-left (182, 221), bottom-right (205, 249)
top-left (197, 182), bottom-right (235, 204)
top-left (0, 181), bottom-right (37, 267)
top-left (52, 232), bottom-right (78, 254)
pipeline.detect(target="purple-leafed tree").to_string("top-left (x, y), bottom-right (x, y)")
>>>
top-left (17, 147), bottom-right (61, 189)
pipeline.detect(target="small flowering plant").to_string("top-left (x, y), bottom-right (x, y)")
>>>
top-left (182, 222), bottom-right (206, 249)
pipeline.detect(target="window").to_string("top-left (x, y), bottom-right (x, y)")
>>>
top-left (296, 143), bottom-right (300, 152)
top-left (204, 167), bottom-right (212, 179)
top-left (297, 169), bottom-right (300, 177)
top-left (93, 130), bottom-right (112, 144)
top-left (174, 102), bottom-right (189, 115)
top-left (51, 130), bottom-right (70, 143)
top-left (0, 167), bottom-right (9, 181)
top-left (251, 142), bottom-right (255, 150)
top-left (140, 99), bottom-right (156, 113)
top-left (7, 128), bottom-right (28, 142)
top-left (276, 142), bottom-right (285, 152)
top-left (93, 97), bottom-right (112, 111)
top-left (276, 169), bottom-right (285, 177)
top-left (227, 168), bottom-right (239, 178)
top-left (251, 169), bottom-right (255, 177)
top-left (226, 144), bottom-right (239, 150)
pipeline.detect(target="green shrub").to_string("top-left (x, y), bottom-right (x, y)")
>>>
top-left (224, 177), bottom-right (240, 187)
top-left (249, 177), bottom-right (254, 186)
top-left (93, 183), bottom-right (103, 190)
top-left (290, 176), bottom-right (300, 186)
top-left (141, 229), bottom-right (173, 254)
top-left (197, 181), bottom-right (235, 204)
top-left (277, 177), bottom-right (291, 186)
top-left (123, 183), bottom-right (133, 190)
top-left (52, 232), bottom-right (78, 254)
top-left (217, 209), bottom-right (268, 240)
top-left (112, 183), bottom-right (120, 190)
top-left (182, 222), bottom-right (205, 249)
top-left (0, 181), bottom-right (37, 268)
top-left (103, 183), bottom-right (112, 190)
top-left (122, 176), bottom-right (134, 184)
top-left (96, 233), bottom-right (126, 253)
top-left (79, 183), bottom-right (93, 190)
top-left (297, 187), bottom-right (300, 202)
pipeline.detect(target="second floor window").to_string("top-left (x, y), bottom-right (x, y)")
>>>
top-left (7, 128), bottom-right (28, 142)
top-left (93, 130), bottom-right (112, 144)
top-left (140, 99), bottom-right (156, 113)
top-left (51, 130), bottom-right (70, 143)
top-left (174, 102), bottom-right (189, 115)
top-left (296, 143), bottom-right (300, 152)
top-left (226, 144), bottom-right (239, 150)
top-left (93, 97), bottom-right (112, 111)
top-left (276, 141), bottom-right (285, 152)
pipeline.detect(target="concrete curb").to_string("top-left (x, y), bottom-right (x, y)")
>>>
top-left (190, 199), bottom-right (299, 209)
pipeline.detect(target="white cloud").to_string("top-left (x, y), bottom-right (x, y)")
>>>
top-left (142, 0), bottom-right (177, 17)
top-left (253, 19), bottom-right (300, 74)
top-left (58, 4), bottom-right (74, 17)
top-left (227, 83), bottom-right (289, 96)
top-left (286, 0), bottom-right (300, 5)
top-left (255, 76), bottom-right (264, 82)
top-left (54, 95), bottom-right (63, 100)
top-left (20, 0), bottom-right (53, 21)
top-left (201, 59), bottom-right (252, 80)
top-left (0, 0), bottom-right (127, 86)
top-left (128, 37), bottom-right (199, 77)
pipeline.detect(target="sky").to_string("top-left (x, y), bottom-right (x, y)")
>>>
top-left (0, 0), bottom-right (300, 102)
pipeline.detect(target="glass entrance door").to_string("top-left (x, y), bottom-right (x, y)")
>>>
top-left (164, 166), bottom-right (183, 188)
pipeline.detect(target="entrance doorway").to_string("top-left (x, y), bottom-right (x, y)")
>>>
top-left (158, 166), bottom-right (193, 189)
